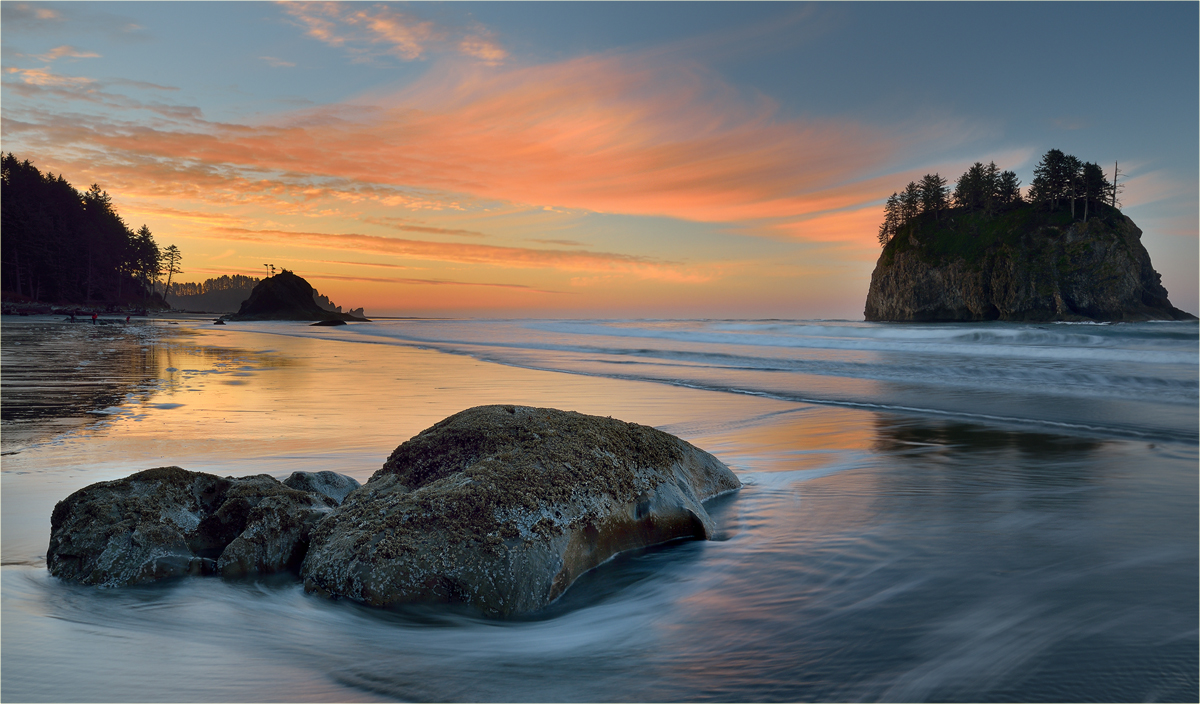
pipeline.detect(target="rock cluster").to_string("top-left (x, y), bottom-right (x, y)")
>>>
top-left (48, 468), bottom-right (359, 586)
top-left (46, 406), bottom-right (739, 616)
top-left (864, 211), bottom-right (1194, 322)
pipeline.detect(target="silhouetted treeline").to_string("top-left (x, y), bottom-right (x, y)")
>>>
top-left (167, 274), bottom-right (259, 297)
top-left (1, 153), bottom-right (170, 304)
top-left (1026, 148), bottom-right (1116, 222)
top-left (164, 274), bottom-right (260, 313)
top-left (878, 149), bottom-right (1121, 247)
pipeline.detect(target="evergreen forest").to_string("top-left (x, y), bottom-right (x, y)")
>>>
top-left (1, 153), bottom-right (178, 306)
top-left (878, 149), bottom-right (1122, 248)
top-left (164, 275), bottom-right (261, 313)
top-left (166, 275), bottom-right (259, 298)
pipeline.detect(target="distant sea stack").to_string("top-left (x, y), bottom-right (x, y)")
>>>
top-left (226, 271), bottom-right (368, 322)
top-left (864, 151), bottom-right (1195, 322)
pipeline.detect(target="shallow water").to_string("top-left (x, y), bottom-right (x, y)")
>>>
top-left (2, 316), bottom-right (1196, 702)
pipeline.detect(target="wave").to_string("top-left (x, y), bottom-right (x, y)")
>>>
top-left (239, 318), bottom-right (1199, 443)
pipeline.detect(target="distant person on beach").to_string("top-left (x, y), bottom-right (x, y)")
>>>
top-left (91, 312), bottom-right (98, 324)
top-left (125, 315), bottom-right (131, 324)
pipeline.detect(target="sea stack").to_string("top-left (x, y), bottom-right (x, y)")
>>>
top-left (226, 270), bottom-right (368, 322)
top-left (864, 205), bottom-right (1194, 322)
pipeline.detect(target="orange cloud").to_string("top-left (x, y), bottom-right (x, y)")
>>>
top-left (30, 45), bottom-right (101, 62)
top-left (5, 66), bottom-right (94, 87)
top-left (1121, 170), bottom-right (1193, 209)
top-left (363, 216), bottom-right (487, 238)
top-left (4, 3), bottom-right (63, 22)
top-left (4, 40), bottom-right (981, 260)
top-left (305, 272), bottom-right (565, 294)
top-left (777, 206), bottom-right (884, 245)
top-left (210, 226), bottom-right (716, 282)
top-left (279, 1), bottom-right (506, 65)
top-left (6, 50), bottom-right (937, 226)
top-left (259, 56), bottom-right (296, 68)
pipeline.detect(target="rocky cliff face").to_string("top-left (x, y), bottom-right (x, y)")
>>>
top-left (864, 206), bottom-right (1194, 322)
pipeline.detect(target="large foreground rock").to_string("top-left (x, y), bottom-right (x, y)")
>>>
top-left (47, 467), bottom-right (352, 586)
top-left (301, 405), bottom-right (740, 616)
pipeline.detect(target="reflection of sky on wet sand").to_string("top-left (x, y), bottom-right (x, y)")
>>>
top-left (2, 319), bottom-right (1195, 702)
top-left (643, 416), bottom-right (1195, 702)
top-left (2, 318), bottom-right (800, 561)
top-left (82, 323), bottom-right (804, 478)
top-left (2, 320), bottom-right (164, 450)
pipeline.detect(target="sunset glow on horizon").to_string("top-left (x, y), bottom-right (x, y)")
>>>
top-left (3, 1), bottom-right (1197, 318)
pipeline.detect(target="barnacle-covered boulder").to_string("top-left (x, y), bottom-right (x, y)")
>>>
top-left (47, 467), bottom-right (348, 586)
top-left (300, 405), bottom-right (740, 616)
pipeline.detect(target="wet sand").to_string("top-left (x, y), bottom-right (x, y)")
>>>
top-left (1, 316), bottom-right (808, 574)
top-left (2, 316), bottom-right (1195, 702)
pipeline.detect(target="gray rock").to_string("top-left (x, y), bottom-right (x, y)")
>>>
top-left (47, 467), bottom-right (338, 586)
top-left (217, 494), bottom-right (335, 577)
top-left (283, 470), bottom-right (361, 505)
top-left (301, 405), bottom-right (740, 616)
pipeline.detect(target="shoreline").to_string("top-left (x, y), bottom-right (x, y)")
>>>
top-left (2, 317), bottom-right (1195, 702)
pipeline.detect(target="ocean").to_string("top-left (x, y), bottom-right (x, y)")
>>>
top-left (2, 316), bottom-right (1196, 702)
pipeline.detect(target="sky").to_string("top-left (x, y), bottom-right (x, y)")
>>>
top-left (2, 1), bottom-right (1196, 318)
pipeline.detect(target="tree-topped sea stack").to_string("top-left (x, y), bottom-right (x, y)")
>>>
top-left (865, 150), bottom-right (1194, 322)
top-left (226, 270), bottom-right (368, 322)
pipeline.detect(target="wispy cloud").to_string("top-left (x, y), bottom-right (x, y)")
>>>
top-left (306, 271), bottom-right (564, 294)
top-left (312, 259), bottom-right (421, 270)
top-left (9, 53), bottom-right (937, 230)
top-left (1, 2), bottom-right (148, 40)
top-left (259, 56), bottom-right (296, 68)
top-left (278, 1), bottom-right (507, 65)
top-left (4, 66), bottom-right (94, 87)
top-left (210, 226), bottom-right (714, 283)
top-left (364, 216), bottom-right (487, 237)
top-left (3, 34), bottom-right (971, 252)
top-left (29, 45), bottom-right (101, 62)
top-left (1, 3), bottom-right (63, 25)
top-left (527, 238), bottom-right (586, 247)
top-left (1122, 169), bottom-right (1195, 210)
top-left (2, 73), bottom-right (197, 119)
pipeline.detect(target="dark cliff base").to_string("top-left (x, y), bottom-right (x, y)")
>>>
top-left (864, 202), bottom-right (1195, 322)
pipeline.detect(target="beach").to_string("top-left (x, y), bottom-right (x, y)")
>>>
top-left (2, 316), bottom-right (1197, 702)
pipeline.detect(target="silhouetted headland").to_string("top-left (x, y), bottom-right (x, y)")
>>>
top-left (225, 270), bottom-right (369, 322)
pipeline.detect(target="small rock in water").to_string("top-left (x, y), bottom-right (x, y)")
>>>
top-left (46, 467), bottom-right (356, 586)
top-left (301, 405), bottom-right (740, 616)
